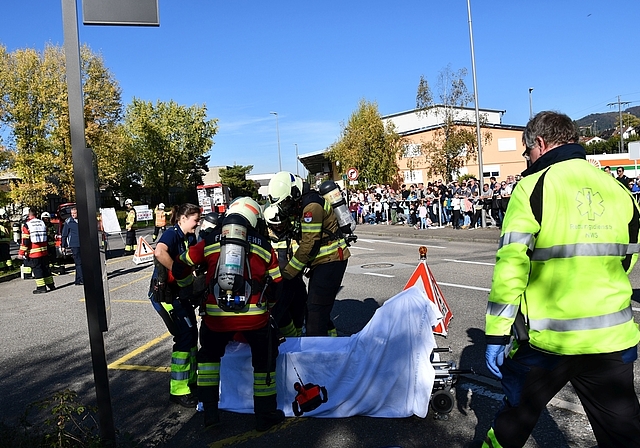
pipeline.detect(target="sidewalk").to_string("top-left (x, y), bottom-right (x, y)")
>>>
top-left (353, 221), bottom-right (502, 244)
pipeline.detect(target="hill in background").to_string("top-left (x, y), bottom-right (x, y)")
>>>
top-left (575, 105), bottom-right (640, 132)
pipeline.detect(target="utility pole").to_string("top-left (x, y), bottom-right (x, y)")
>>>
top-left (608, 96), bottom-right (631, 153)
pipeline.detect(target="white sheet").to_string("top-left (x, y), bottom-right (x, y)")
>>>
top-left (218, 286), bottom-right (442, 418)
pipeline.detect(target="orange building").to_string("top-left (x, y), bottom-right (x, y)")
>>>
top-left (383, 106), bottom-right (527, 184)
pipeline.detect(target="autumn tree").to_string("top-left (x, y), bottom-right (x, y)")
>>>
top-left (0, 43), bottom-right (122, 207)
top-left (326, 99), bottom-right (403, 186)
top-left (122, 99), bottom-right (217, 204)
top-left (415, 65), bottom-right (492, 182)
top-left (218, 165), bottom-right (259, 200)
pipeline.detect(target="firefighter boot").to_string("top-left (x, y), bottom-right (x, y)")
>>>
top-left (254, 395), bottom-right (285, 432)
top-left (197, 363), bottom-right (221, 429)
top-left (33, 285), bottom-right (48, 294)
top-left (203, 401), bottom-right (220, 429)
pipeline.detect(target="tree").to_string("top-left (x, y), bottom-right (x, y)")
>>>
top-left (414, 65), bottom-right (492, 182)
top-left (122, 99), bottom-right (217, 204)
top-left (0, 43), bottom-right (122, 207)
top-left (219, 165), bottom-right (259, 200)
top-left (326, 99), bottom-right (403, 186)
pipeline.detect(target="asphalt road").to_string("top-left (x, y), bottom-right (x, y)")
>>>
top-left (1, 224), bottom-right (639, 447)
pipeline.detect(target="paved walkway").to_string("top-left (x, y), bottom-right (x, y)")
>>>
top-left (352, 221), bottom-right (502, 244)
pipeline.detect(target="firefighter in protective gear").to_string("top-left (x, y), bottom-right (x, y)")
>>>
top-left (124, 199), bottom-right (137, 255)
top-left (264, 204), bottom-right (306, 337)
top-left (153, 202), bottom-right (169, 242)
top-left (41, 212), bottom-right (57, 268)
top-left (18, 209), bottom-right (55, 293)
top-left (483, 111), bottom-right (640, 448)
top-left (268, 171), bottom-right (350, 336)
top-left (149, 203), bottom-right (201, 408)
top-left (0, 212), bottom-right (13, 271)
top-left (173, 197), bottom-right (285, 432)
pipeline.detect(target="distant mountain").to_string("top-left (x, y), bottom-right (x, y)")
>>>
top-left (576, 106), bottom-right (640, 133)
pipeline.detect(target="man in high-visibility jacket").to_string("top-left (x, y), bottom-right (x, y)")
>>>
top-left (268, 172), bottom-right (350, 336)
top-left (0, 212), bottom-right (13, 271)
top-left (483, 111), bottom-right (640, 448)
top-left (153, 202), bottom-right (169, 242)
top-left (124, 199), bottom-right (137, 255)
top-left (18, 209), bottom-right (55, 293)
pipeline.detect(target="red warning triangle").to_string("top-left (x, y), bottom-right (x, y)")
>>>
top-left (132, 236), bottom-right (154, 264)
top-left (404, 260), bottom-right (453, 336)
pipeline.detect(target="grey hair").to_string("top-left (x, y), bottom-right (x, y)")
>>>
top-left (522, 111), bottom-right (579, 149)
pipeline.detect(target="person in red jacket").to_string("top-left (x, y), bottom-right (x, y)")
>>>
top-left (18, 209), bottom-right (55, 293)
top-left (173, 197), bottom-right (285, 432)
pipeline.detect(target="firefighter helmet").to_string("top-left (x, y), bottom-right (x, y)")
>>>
top-left (263, 204), bottom-right (282, 226)
top-left (40, 212), bottom-right (51, 219)
top-left (227, 197), bottom-right (262, 229)
top-left (268, 171), bottom-right (304, 217)
top-left (124, 198), bottom-right (133, 206)
top-left (158, 202), bottom-right (165, 210)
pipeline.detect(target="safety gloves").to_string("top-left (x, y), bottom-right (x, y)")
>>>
top-left (485, 344), bottom-right (507, 379)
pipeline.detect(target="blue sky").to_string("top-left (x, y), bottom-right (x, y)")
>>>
top-left (2, 1), bottom-right (640, 175)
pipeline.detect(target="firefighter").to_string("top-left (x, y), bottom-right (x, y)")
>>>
top-left (173, 197), bottom-right (285, 431)
top-left (153, 202), bottom-right (169, 242)
top-left (124, 199), bottom-right (137, 255)
top-left (268, 172), bottom-right (350, 337)
top-left (264, 204), bottom-right (306, 337)
top-left (18, 209), bottom-right (55, 293)
top-left (0, 211), bottom-right (13, 272)
top-left (149, 203), bottom-right (201, 408)
top-left (40, 212), bottom-right (57, 269)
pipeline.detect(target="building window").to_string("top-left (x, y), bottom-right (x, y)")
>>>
top-left (402, 143), bottom-right (422, 158)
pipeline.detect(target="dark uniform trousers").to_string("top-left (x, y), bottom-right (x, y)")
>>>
top-left (305, 259), bottom-right (348, 336)
top-left (493, 342), bottom-right (640, 448)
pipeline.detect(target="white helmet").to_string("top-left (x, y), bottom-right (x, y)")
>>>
top-left (125, 198), bottom-right (133, 206)
top-left (268, 171), bottom-right (304, 215)
top-left (41, 212), bottom-right (51, 219)
top-left (158, 203), bottom-right (165, 210)
top-left (227, 197), bottom-right (262, 229)
top-left (263, 204), bottom-right (282, 226)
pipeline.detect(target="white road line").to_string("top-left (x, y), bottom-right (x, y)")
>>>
top-left (348, 246), bottom-right (375, 251)
top-left (633, 307), bottom-right (640, 313)
top-left (363, 272), bottom-right (395, 278)
top-left (443, 258), bottom-right (495, 266)
top-left (357, 238), bottom-right (446, 249)
top-left (439, 282), bottom-right (491, 292)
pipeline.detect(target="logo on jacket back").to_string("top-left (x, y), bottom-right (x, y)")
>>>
top-left (576, 188), bottom-right (604, 221)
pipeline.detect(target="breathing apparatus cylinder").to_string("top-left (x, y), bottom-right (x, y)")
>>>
top-left (319, 180), bottom-right (356, 234)
top-left (215, 213), bottom-right (250, 311)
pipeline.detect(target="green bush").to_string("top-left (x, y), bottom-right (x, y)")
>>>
top-left (0, 389), bottom-right (140, 448)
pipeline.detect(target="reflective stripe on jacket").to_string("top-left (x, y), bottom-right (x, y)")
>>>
top-left (486, 153), bottom-right (640, 355)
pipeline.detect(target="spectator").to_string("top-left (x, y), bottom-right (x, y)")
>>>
top-left (616, 167), bottom-right (631, 190)
top-left (61, 207), bottom-right (83, 285)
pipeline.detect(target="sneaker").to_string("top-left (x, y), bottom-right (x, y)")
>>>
top-left (170, 393), bottom-right (198, 408)
top-left (255, 409), bottom-right (285, 432)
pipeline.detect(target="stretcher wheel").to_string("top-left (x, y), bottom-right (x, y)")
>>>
top-left (431, 390), bottom-right (454, 414)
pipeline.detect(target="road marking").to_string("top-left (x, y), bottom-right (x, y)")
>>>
top-left (443, 258), bottom-right (495, 266)
top-left (348, 246), bottom-right (375, 250)
top-left (79, 273), bottom-right (152, 301)
top-left (108, 331), bottom-right (172, 372)
top-left (363, 272), bottom-right (394, 278)
top-left (208, 418), bottom-right (305, 448)
top-left (357, 238), bottom-right (446, 249)
top-left (439, 282), bottom-right (490, 292)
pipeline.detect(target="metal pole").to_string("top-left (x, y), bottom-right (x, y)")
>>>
top-left (467, 0), bottom-right (485, 227)
top-left (294, 143), bottom-right (299, 176)
top-left (61, 0), bottom-right (115, 443)
top-left (270, 112), bottom-right (282, 171)
top-left (528, 88), bottom-right (534, 119)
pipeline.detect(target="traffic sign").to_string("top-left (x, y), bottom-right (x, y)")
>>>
top-left (347, 167), bottom-right (359, 181)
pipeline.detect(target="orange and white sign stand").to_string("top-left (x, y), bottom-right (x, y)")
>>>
top-left (132, 236), bottom-right (154, 264)
top-left (403, 250), bottom-right (453, 336)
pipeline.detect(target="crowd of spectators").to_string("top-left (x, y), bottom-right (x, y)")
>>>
top-left (346, 176), bottom-right (523, 230)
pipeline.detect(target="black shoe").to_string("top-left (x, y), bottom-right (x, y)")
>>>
top-left (255, 409), bottom-right (285, 432)
top-left (169, 393), bottom-right (197, 408)
top-left (75, 281), bottom-right (83, 285)
top-left (204, 409), bottom-right (221, 429)
top-left (33, 287), bottom-right (48, 294)
top-left (47, 284), bottom-right (56, 291)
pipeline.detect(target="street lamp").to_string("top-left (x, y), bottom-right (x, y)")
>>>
top-left (528, 88), bottom-right (534, 119)
top-left (294, 143), bottom-right (299, 176)
top-left (270, 111), bottom-right (282, 172)
top-left (466, 0), bottom-right (485, 226)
